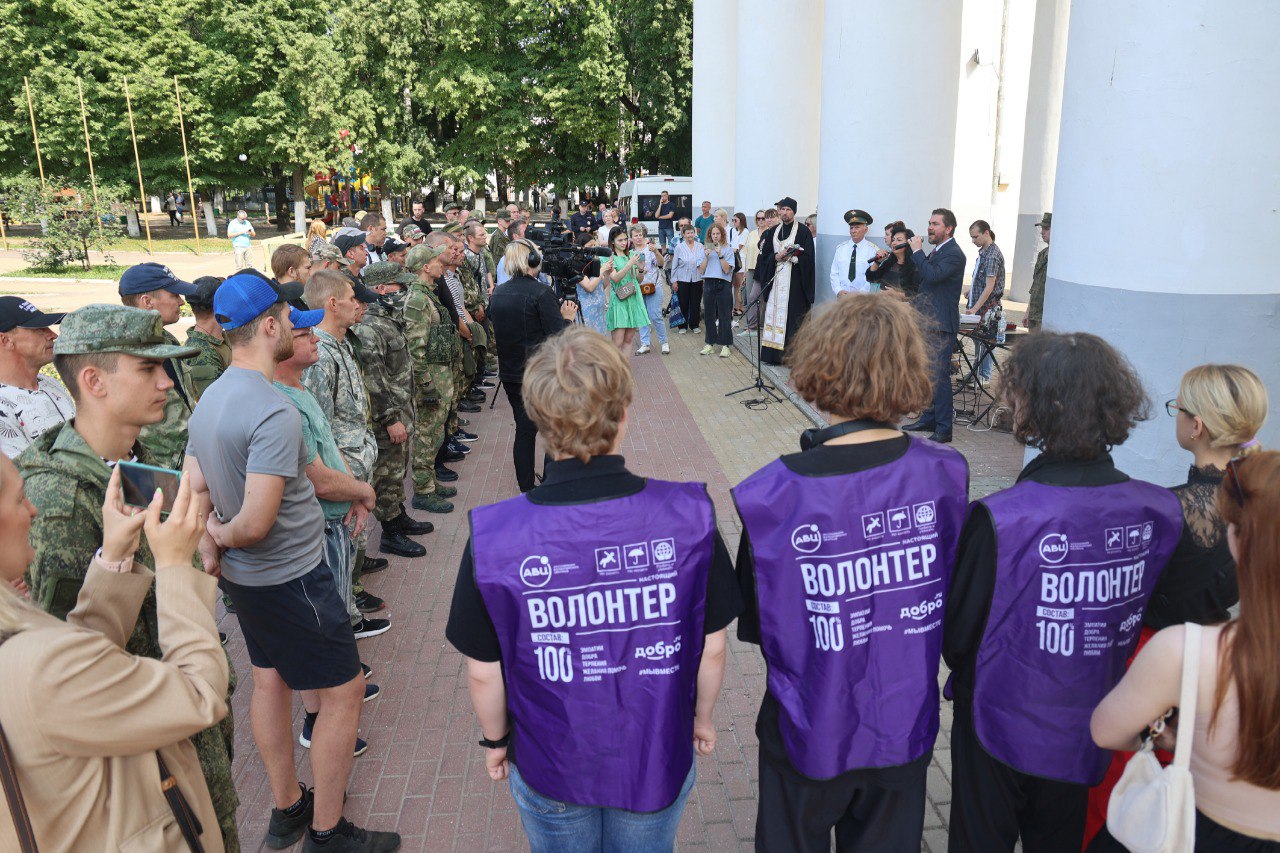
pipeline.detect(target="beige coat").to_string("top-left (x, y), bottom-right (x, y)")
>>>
top-left (0, 557), bottom-right (228, 852)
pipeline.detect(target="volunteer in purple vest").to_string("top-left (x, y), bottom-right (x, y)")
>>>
top-left (446, 326), bottom-right (744, 852)
top-left (943, 332), bottom-right (1183, 853)
top-left (734, 294), bottom-right (969, 851)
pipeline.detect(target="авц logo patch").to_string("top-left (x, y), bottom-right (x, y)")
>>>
top-left (519, 555), bottom-right (553, 588)
top-left (791, 523), bottom-right (822, 553)
top-left (1038, 533), bottom-right (1069, 564)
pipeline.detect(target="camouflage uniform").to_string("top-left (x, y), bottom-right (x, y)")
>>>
top-left (457, 261), bottom-right (490, 376)
top-left (486, 226), bottom-right (510, 275)
top-left (404, 279), bottom-right (457, 496)
top-left (1027, 246), bottom-right (1048, 329)
top-left (443, 270), bottom-right (482, 436)
top-left (17, 422), bottom-right (240, 852)
top-left (352, 268), bottom-right (415, 522)
top-left (136, 328), bottom-right (194, 470)
top-left (182, 326), bottom-right (231, 404)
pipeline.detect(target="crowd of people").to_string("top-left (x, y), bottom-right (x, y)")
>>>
top-left (0, 190), bottom-right (1274, 853)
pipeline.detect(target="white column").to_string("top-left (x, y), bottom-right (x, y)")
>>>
top-left (733, 0), bottom-right (821, 220)
top-left (1046, 0), bottom-right (1280, 481)
top-left (814, 0), bottom-right (960, 303)
top-left (1008, 0), bottom-right (1069, 301)
top-left (692, 0), bottom-right (737, 211)
top-left (202, 201), bottom-right (217, 237)
top-left (125, 208), bottom-right (141, 237)
top-left (380, 198), bottom-right (394, 229)
top-left (294, 201), bottom-right (307, 235)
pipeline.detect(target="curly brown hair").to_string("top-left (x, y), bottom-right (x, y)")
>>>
top-left (787, 294), bottom-right (933, 421)
top-left (523, 326), bottom-right (634, 462)
top-left (999, 331), bottom-right (1150, 459)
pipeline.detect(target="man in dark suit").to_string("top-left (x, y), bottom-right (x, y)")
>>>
top-left (903, 207), bottom-right (965, 443)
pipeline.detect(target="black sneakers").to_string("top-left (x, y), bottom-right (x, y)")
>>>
top-left (352, 617), bottom-right (391, 639)
top-left (265, 784), bottom-right (313, 849)
top-left (302, 817), bottom-right (401, 852)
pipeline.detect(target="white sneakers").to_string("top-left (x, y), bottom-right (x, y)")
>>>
top-left (677, 328), bottom-right (688, 335)
top-left (636, 345), bottom-right (651, 355)
top-left (660, 343), bottom-right (670, 354)
top-left (700, 344), bottom-right (714, 356)
top-left (719, 346), bottom-right (731, 358)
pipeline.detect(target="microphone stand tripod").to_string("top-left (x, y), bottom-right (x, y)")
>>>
top-left (726, 269), bottom-right (784, 403)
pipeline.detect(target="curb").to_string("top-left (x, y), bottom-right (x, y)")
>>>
top-left (730, 328), bottom-right (827, 428)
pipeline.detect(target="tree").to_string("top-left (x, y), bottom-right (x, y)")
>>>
top-left (1, 175), bottom-right (129, 269)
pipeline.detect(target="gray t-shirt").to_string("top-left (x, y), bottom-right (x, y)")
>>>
top-left (186, 366), bottom-right (323, 586)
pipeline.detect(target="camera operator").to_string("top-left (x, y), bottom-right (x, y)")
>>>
top-left (487, 240), bottom-right (578, 492)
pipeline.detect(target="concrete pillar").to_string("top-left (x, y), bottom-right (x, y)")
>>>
top-left (125, 208), bottom-right (141, 237)
top-left (213, 188), bottom-right (225, 215)
top-left (1046, 0), bottom-right (1280, 481)
top-left (380, 198), bottom-right (394, 229)
top-left (202, 202), bottom-right (217, 237)
top-left (733, 0), bottom-right (821, 220)
top-left (692, 0), bottom-right (737, 211)
top-left (294, 201), bottom-right (307, 235)
top-left (1009, 0), bottom-right (1070, 301)
top-left (814, 0), bottom-right (960, 303)
top-left (149, 195), bottom-right (161, 214)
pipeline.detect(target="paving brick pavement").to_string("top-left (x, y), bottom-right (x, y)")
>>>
top-left (220, 323), bottom-right (1025, 851)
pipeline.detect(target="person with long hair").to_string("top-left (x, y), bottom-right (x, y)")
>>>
top-left (1092, 449), bottom-right (1280, 851)
top-left (447, 327), bottom-right (742, 851)
top-left (602, 225), bottom-right (650, 359)
top-left (731, 211), bottom-right (749, 316)
top-left (943, 331), bottom-right (1184, 852)
top-left (0, 460), bottom-right (230, 851)
top-left (698, 222), bottom-right (736, 357)
top-left (306, 219), bottom-right (328, 258)
top-left (966, 220), bottom-right (1006, 382)
top-left (735, 295), bottom-right (968, 850)
top-left (868, 226), bottom-right (920, 298)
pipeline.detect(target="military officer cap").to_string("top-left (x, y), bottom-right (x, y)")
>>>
top-left (1037, 212), bottom-right (1052, 228)
top-left (54, 304), bottom-right (200, 359)
top-left (311, 244), bottom-right (353, 266)
top-left (844, 209), bottom-right (873, 226)
top-left (443, 202), bottom-right (463, 212)
top-left (404, 243), bottom-right (448, 273)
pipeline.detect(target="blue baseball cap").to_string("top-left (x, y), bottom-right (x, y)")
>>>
top-left (289, 305), bottom-right (325, 329)
top-left (118, 262), bottom-right (198, 296)
top-left (214, 273), bottom-right (305, 331)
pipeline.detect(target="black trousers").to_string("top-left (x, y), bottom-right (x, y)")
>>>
top-left (948, 711), bottom-right (1087, 853)
top-left (756, 751), bottom-right (927, 852)
top-left (703, 279), bottom-right (734, 345)
top-left (677, 279), bottom-right (703, 330)
top-left (503, 381), bottom-right (538, 492)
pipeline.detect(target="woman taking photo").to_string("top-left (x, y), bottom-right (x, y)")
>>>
top-left (446, 327), bottom-right (742, 852)
top-left (603, 225), bottom-right (650, 359)
top-left (0, 461), bottom-right (230, 851)
top-left (943, 332), bottom-right (1184, 852)
top-left (698, 223), bottom-right (736, 358)
top-left (574, 243), bottom-right (609, 336)
top-left (735, 295), bottom-right (969, 851)
top-left (1092, 450), bottom-right (1280, 851)
top-left (631, 225), bottom-right (670, 356)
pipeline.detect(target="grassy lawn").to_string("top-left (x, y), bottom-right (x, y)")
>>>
top-left (0, 264), bottom-right (131, 280)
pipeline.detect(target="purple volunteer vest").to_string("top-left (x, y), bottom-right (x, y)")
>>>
top-left (974, 478), bottom-right (1182, 784)
top-left (733, 438), bottom-right (968, 778)
top-left (471, 479), bottom-right (715, 812)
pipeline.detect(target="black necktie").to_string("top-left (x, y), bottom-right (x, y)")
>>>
top-left (848, 243), bottom-right (857, 281)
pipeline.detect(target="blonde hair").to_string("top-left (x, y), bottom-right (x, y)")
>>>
top-left (504, 240), bottom-right (538, 278)
top-left (306, 219), bottom-right (327, 241)
top-left (1179, 364), bottom-right (1269, 455)
top-left (304, 269), bottom-right (352, 310)
top-left (523, 326), bottom-right (633, 463)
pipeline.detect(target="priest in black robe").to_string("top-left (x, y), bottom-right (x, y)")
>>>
top-left (756, 196), bottom-right (815, 365)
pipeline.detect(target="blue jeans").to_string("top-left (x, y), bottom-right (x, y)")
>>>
top-left (657, 223), bottom-right (674, 247)
top-left (636, 286), bottom-right (669, 347)
top-left (510, 763), bottom-right (695, 853)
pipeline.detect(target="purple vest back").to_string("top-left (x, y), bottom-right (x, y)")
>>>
top-left (471, 480), bottom-right (714, 812)
top-left (975, 478), bottom-right (1182, 784)
top-left (733, 438), bottom-right (968, 778)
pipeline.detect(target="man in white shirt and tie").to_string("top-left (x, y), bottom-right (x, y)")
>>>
top-left (829, 209), bottom-right (877, 296)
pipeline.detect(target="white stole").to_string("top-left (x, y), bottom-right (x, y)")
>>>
top-left (763, 223), bottom-right (799, 351)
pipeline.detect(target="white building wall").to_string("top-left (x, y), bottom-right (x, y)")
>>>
top-left (692, 0), bottom-right (738, 211)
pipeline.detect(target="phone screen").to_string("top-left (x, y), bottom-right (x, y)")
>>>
top-left (117, 461), bottom-right (180, 515)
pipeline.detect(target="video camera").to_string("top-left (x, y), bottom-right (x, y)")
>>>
top-left (525, 222), bottom-right (611, 302)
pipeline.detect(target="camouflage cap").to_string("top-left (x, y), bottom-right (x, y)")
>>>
top-left (312, 244), bottom-right (353, 266)
top-left (1037, 212), bottom-right (1052, 228)
top-left (469, 209), bottom-right (485, 221)
top-left (442, 222), bottom-right (463, 235)
top-left (363, 261), bottom-right (409, 287)
top-left (398, 222), bottom-right (425, 242)
top-left (404, 244), bottom-right (448, 273)
top-left (443, 202), bottom-right (463, 212)
top-left (54, 304), bottom-right (200, 359)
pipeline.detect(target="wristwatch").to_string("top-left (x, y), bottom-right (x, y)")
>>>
top-left (478, 732), bottom-right (510, 750)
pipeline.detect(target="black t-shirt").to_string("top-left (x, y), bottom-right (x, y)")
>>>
top-left (656, 200), bottom-right (675, 222)
top-left (447, 455), bottom-right (744, 663)
top-left (735, 435), bottom-right (931, 786)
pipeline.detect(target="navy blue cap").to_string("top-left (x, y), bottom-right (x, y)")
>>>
top-left (289, 306), bottom-right (325, 329)
top-left (118, 263), bottom-right (198, 297)
top-left (214, 273), bottom-right (304, 330)
top-left (0, 296), bottom-right (65, 332)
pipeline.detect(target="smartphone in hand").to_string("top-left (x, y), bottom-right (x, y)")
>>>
top-left (116, 460), bottom-right (181, 516)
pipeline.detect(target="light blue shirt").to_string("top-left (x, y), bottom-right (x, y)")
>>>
top-left (702, 245), bottom-right (734, 281)
top-left (228, 218), bottom-right (254, 249)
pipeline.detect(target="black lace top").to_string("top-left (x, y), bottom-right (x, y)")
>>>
top-left (1144, 464), bottom-right (1238, 630)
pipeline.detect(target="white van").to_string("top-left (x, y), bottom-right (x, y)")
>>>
top-left (617, 175), bottom-right (693, 240)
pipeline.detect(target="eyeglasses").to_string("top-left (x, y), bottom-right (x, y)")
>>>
top-left (1225, 457), bottom-right (1247, 506)
top-left (1164, 399), bottom-right (1194, 418)
top-left (754, 216), bottom-right (764, 221)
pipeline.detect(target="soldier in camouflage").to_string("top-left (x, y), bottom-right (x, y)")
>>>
top-left (486, 208), bottom-right (513, 273)
top-left (355, 263), bottom-right (436, 556)
top-left (117, 263), bottom-right (197, 470)
top-left (403, 244), bottom-right (458, 514)
top-left (183, 276), bottom-right (231, 403)
top-left (16, 303), bottom-right (239, 851)
top-left (463, 221), bottom-right (499, 374)
top-left (1026, 211), bottom-right (1051, 329)
top-left (441, 233), bottom-right (488, 440)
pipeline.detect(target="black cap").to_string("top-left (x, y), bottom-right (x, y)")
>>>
top-left (333, 234), bottom-right (366, 257)
top-left (382, 238), bottom-right (410, 256)
top-left (347, 274), bottom-right (380, 304)
top-left (0, 296), bottom-right (65, 333)
top-left (186, 276), bottom-right (226, 312)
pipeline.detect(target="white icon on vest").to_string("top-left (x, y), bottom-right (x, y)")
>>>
top-left (652, 538), bottom-right (677, 564)
top-left (888, 507), bottom-right (911, 534)
top-left (595, 546), bottom-right (621, 574)
top-left (1105, 527), bottom-right (1124, 553)
top-left (1038, 533), bottom-right (1069, 564)
top-left (519, 555), bottom-right (553, 588)
top-left (624, 542), bottom-right (650, 571)
top-left (861, 513), bottom-right (885, 538)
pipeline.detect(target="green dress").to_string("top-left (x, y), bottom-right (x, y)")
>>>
top-left (606, 251), bottom-right (652, 331)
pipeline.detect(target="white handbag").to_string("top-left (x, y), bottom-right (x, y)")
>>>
top-left (1106, 622), bottom-right (1201, 853)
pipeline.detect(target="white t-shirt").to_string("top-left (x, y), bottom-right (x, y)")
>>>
top-left (0, 374), bottom-right (76, 458)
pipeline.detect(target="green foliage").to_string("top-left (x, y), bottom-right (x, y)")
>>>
top-left (0, 0), bottom-right (693, 200)
top-left (0, 175), bottom-right (129, 270)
